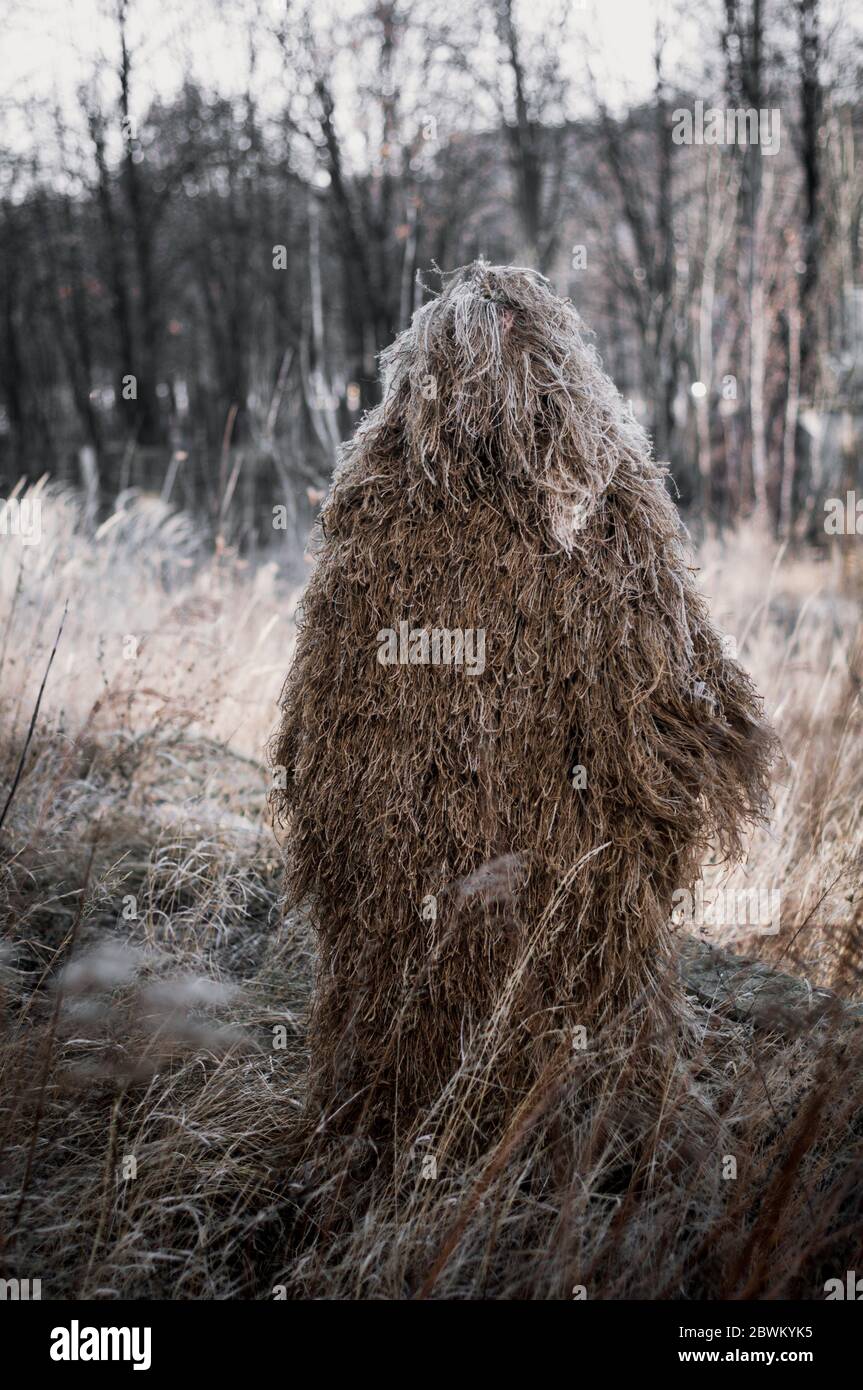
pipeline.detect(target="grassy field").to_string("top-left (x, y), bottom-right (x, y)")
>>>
top-left (1, 482), bottom-right (861, 1299)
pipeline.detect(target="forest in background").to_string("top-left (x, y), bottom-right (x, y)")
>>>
top-left (3, 1), bottom-right (863, 1307)
top-left (1, 0), bottom-right (861, 542)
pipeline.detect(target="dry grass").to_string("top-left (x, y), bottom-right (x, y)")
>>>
top-left (0, 481), bottom-right (862, 1300)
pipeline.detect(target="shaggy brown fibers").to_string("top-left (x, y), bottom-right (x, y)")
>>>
top-left (271, 261), bottom-right (776, 1148)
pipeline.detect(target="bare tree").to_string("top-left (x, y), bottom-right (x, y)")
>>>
top-left (588, 21), bottom-right (686, 467)
top-left (491, 0), bottom-right (571, 270)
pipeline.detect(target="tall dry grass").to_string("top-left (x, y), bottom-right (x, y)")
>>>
top-left (698, 529), bottom-right (863, 993)
top-left (0, 485), bottom-right (861, 1299)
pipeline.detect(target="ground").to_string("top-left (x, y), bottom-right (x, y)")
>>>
top-left (1, 485), bottom-right (861, 1299)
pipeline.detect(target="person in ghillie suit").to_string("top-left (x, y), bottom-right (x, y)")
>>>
top-left (271, 262), bottom-right (776, 1147)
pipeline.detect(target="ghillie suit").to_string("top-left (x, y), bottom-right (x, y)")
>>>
top-left (271, 263), bottom-right (776, 1149)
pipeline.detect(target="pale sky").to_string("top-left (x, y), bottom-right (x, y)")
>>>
top-left (1, 0), bottom-right (854, 167)
top-left (2, 0), bottom-right (685, 141)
